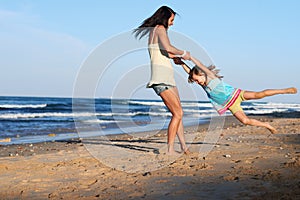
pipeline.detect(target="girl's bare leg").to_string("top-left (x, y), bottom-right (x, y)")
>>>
top-left (238, 87), bottom-right (297, 133)
top-left (160, 87), bottom-right (185, 154)
top-left (243, 87), bottom-right (297, 100)
top-left (234, 111), bottom-right (277, 134)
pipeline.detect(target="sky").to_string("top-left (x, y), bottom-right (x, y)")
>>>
top-left (0, 0), bottom-right (299, 103)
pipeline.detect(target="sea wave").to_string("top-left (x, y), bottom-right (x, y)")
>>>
top-left (184, 107), bottom-right (215, 112)
top-left (1, 96), bottom-right (299, 145)
top-left (245, 108), bottom-right (289, 115)
top-left (0, 111), bottom-right (173, 119)
top-left (128, 100), bottom-right (165, 107)
top-left (250, 102), bottom-right (300, 109)
top-left (0, 104), bottom-right (47, 109)
top-left (81, 119), bottom-right (120, 124)
top-left (0, 112), bottom-right (95, 119)
top-left (242, 102), bottom-right (300, 113)
top-left (129, 100), bottom-right (213, 108)
top-left (181, 102), bottom-right (213, 108)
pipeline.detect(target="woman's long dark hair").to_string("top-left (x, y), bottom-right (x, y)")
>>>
top-left (133, 6), bottom-right (176, 40)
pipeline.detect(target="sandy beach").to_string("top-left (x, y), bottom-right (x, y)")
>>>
top-left (0, 115), bottom-right (299, 199)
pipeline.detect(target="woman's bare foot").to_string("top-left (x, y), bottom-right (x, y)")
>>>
top-left (182, 148), bottom-right (191, 155)
top-left (286, 87), bottom-right (297, 94)
top-left (166, 151), bottom-right (181, 156)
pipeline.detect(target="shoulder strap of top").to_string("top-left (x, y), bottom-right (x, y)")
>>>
top-left (150, 26), bottom-right (158, 44)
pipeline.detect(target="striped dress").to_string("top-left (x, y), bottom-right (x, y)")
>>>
top-left (203, 78), bottom-right (241, 115)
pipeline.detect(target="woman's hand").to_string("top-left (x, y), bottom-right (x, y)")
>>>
top-left (182, 51), bottom-right (191, 60)
top-left (172, 57), bottom-right (191, 74)
top-left (172, 57), bottom-right (185, 65)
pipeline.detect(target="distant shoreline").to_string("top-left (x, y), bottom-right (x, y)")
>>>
top-left (1, 112), bottom-right (300, 147)
top-left (1, 113), bottom-right (299, 154)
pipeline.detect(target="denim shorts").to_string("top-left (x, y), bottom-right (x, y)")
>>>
top-left (152, 84), bottom-right (175, 95)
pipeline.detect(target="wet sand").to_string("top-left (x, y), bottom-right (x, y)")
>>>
top-left (0, 115), bottom-right (299, 199)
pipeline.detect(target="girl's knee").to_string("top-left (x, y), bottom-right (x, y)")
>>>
top-left (253, 92), bottom-right (263, 99)
top-left (240, 117), bottom-right (250, 125)
top-left (256, 90), bottom-right (269, 99)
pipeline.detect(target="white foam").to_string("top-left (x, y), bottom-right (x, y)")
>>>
top-left (245, 108), bottom-right (289, 115)
top-left (251, 102), bottom-right (300, 109)
top-left (0, 111), bottom-right (172, 119)
top-left (82, 119), bottom-right (119, 124)
top-left (181, 102), bottom-right (213, 108)
top-left (183, 108), bottom-right (215, 114)
top-left (0, 104), bottom-right (47, 109)
top-left (129, 100), bottom-right (214, 110)
top-left (0, 112), bottom-right (96, 119)
top-left (243, 102), bottom-right (300, 112)
top-left (128, 100), bottom-right (165, 107)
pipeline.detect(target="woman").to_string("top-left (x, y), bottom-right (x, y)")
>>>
top-left (133, 6), bottom-right (191, 155)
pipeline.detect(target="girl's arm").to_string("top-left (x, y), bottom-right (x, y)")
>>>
top-left (190, 56), bottom-right (216, 78)
top-left (172, 57), bottom-right (191, 74)
top-left (156, 26), bottom-right (191, 60)
top-left (181, 62), bottom-right (191, 74)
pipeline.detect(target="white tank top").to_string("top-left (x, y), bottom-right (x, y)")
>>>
top-left (147, 27), bottom-right (176, 88)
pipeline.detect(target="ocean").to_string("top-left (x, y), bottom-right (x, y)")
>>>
top-left (0, 96), bottom-right (299, 145)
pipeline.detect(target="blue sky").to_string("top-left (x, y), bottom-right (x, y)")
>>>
top-left (1, 0), bottom-right (299, 103)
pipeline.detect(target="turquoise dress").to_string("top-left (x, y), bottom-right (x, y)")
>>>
top-left (203, 78), bottom-right (241, 115)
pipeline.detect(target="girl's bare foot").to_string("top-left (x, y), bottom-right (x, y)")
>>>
top-left (286, 87), bottom-right (297, 94)
top-left (267, 126), bottom-right (277, 134)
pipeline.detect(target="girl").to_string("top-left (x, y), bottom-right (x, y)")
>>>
top-left (173, 56), bottom-right (297, 134)
top-left (133, 6), bottom-right (191, 154)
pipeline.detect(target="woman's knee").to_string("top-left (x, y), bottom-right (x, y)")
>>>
top-left (172, 109), bottom-right (183, 119)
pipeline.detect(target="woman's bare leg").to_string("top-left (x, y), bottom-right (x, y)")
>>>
top-left (243, 87), bottom-right (297, 100)
top-left (169, 87), bottom-right (190, 154)
top-left (160, 87), bottom-right (185, 154)
top-left (177, 120), bottom-right (190, 154)
top-left (234, 110), bottom-right (277, 134)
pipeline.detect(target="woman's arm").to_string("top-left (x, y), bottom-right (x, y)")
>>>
top-left (156, 26), bottom-right (191, 60)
